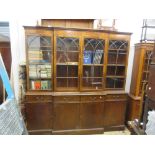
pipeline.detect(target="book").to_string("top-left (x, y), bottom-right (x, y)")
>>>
top-left (83, 50), bottom-right (93, 64)
top-left (41, 81), bottom-right (49, 90)
top-left (93, 50), bottom-right (103, 64)
top-left (34, 81), bottom-right (41, 90)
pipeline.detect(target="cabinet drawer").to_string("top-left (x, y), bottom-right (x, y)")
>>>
top-left (54, 96), bottom-right (80, 103)
top-left (105, 94), bottom-right (127, 101)
top-left (25, 95), bottom-right (52, 102)
top-left (81, 95), bottom-right (104, 102)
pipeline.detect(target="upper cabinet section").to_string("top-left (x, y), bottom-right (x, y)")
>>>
top-left (24, 26), bottom-right (131, 92)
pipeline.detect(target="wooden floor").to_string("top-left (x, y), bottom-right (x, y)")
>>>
top-left (104, 128), bottom-right (131, 135)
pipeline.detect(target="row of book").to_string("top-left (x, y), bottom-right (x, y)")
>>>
top-left (29, 65), bottom-right (51, 78)
top-left (83, 50), bottom-right (103, 64)
top-left (28, 50), bottom-right (50, 63)
top-left (31, 80), bottom-right (51, 90)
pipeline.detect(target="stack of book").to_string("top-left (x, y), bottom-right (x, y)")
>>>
top-left (29, 65), bottom-right (51, 79)
top-left (83, 50), bottom-right (103, 64)
top-left (29, 50), bottom-right (43, 63)
top-left (29, 65), bottom-right (38, 78)
top-left (93, 50), bottom-right (103, 64)
top-left (40, 65), bottom-right (51, 78)
top-left (31, 80), bottom-right (51, 90)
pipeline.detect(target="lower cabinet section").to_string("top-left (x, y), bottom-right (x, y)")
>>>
top-left (24, 93), bottom-right (127, 134)
top-left (25, 102), bottom-right (52, 135)
top-left (103, 100), bottom-right (127, 131)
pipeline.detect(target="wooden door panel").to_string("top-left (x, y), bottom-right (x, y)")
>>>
top-left (104, 101), bottom-right (126, 127)
top-left (80, 102), bottom-right (104, 129)
top-left (26, 102), bottom-right (52, 130)
top-left (53, 103), bottom-right (79, 130)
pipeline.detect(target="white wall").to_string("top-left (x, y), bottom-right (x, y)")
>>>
top-left (9, 19), bottom-right (38, 101)
top-left (9, 19), bottom-right (143, 101)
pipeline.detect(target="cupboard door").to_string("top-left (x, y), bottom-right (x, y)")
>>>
top-left (53, 103), bottom-right (80, 130)
top-left (25, 102), bottom-right (52, 131)
top-left (103, 101), bottom-right (126, 127)
top-left (80, 102), bottom-right (104, 129)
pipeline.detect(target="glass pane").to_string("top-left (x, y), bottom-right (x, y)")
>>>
top-left (106, 78), bottom-right (115, 88)
top-left (57, 37), bottom-right (79, 64)
top-left (109, 40), bottom-right (128, 49)
top-left (29, 64), bottom-right (51, 79)
top-left (117, 50), bottom-right (127, 64)
top-left (57, 78), bottom-right (78, 88)
top-left (116, 66), bottom-right (125, 76)
top-left (83, 38), bottom-right (104, 65)
top-left (28, 36), bottom-right (51, 64)
top-left (82, 78), bottom-right (103, 89)
top-left (56, 65), bottom-right (67, 77)
top-left (68, 78), bottom-right (78, 88)
top-left (28, 36), bottom-right (51, 48)
top-left (115, 78), bottom-right (124, 88)
top-left (107, 66), bottom-right (125, 76)
top-left (83, 66), bottom-right (103, 77)
top-left (107, 66), bottom-right (116, 76)
top-left (108, 50), bottom-right (117, 64)
top-left (57, 78), bottom-right (67, 88)
top-left (106, 78), bottom-right (124, 88)
top-left (56, 65), bottom-right (78, 77)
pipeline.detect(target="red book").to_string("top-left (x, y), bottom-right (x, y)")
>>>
top-left (34, 81), bottom-right (41, 90)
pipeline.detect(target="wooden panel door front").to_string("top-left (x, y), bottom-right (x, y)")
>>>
top-left (80, 102), bottom-right (104, 129)
top-left (25, 102), bottom-right (52, 133)
top-left (53, 103), bottom-right (80, 131)
top-left (103, 100), bottom-right (126, 127)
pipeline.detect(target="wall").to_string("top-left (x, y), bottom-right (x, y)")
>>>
top-left (9, 19), bottom-right (143, 102)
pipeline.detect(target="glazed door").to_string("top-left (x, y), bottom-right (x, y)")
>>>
top-left (54, 30), bottom-right (81, 91)
top-left (82, 37), bottom-right (105, 91)
top-left (26, 30), bottom-right (53, 91)
top-left (106, 39), bottom-right (129, 90)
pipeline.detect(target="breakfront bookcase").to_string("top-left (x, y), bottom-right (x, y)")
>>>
top-left (128, 43), bottom-right (154, 121)
top-left (24, 26), bottom-right (131, 134)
